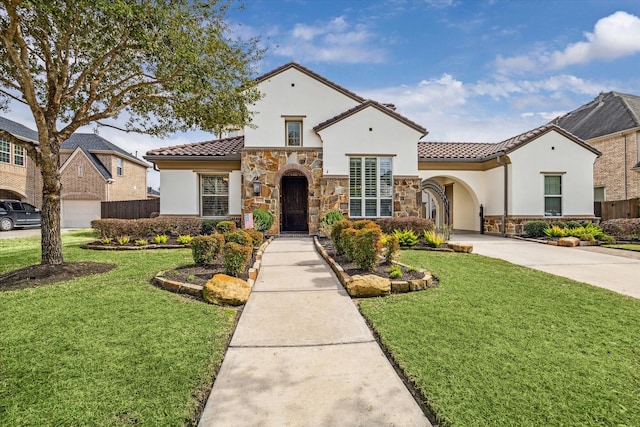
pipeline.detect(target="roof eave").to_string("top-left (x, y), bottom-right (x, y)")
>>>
top-left (143, 154), bottom-right (241, 162)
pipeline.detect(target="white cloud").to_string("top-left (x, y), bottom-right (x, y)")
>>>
top-left (551, 11), bottom-right (640, 68)
top-left (494, 11), bottom-right (640, 75)
top-left (274, 16), bottom-right (386, 63)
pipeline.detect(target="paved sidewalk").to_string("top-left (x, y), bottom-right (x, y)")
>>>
top-left (453, 233), bottom-right (640, 299)
top-left (199, 237), bottom-right (431, 427)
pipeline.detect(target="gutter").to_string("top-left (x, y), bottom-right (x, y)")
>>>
top-left (496, 151), bottom-right (508, 237)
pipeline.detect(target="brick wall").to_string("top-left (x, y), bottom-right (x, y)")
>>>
top-left (106, 156), bottom-right (148, 201)
top-left (0, 146), bottom-right (41, 205)
top-left (60, 151), bottom-right (106, 200)
top-left (592, 131), bottom-right (640, 201)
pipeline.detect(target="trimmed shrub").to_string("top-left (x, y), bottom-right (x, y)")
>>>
top-left (352, 219), bottom-right (378, 230)
top-left (223, 242), bottom-right (252, 277)
top-left (91, 217), bottom-right (203, 238)
top-left (215, 220), bottom-right (237, 234)
top-left (393, 229), bottom-right (418, 247)
top-left (191, 234), bottom-right (225, 265)
top-left (246, 229), bottom-right (264, 247)
top-left (331, 219), bottom-right (352, 255)
top-left (552, 221), bottom-right (567, 229)
top-left (253, 209), bottom-right (274, 232)
top-left (381, 233), bottom-right (400, 263)
top-left (351, 226), bottom-right (382, 271)
top-left (342, 227), bottom-right (359, 261)
top-left (375, 217), bottom-right (434, 235)
top-left (201, 219), bottom-right (220, 235)
top-left (524, 221), bottom-right (549, 238)
top-left (224, 230), bottom-right (253, 247)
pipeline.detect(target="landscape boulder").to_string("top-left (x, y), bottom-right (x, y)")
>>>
top-left (346, 274), bottom-right (390, 297)
top-left (448, 242), bottom-right (473, 253)
top-left (203, 274), bottom-right (251, 306)
top-left (558, 236), bottom-right (580, 247)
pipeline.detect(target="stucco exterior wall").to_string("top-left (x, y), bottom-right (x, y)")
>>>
top-left (508, 132), bottom-right (598, 217)
top-left (318, 107), bottom-right (421, 176)
top-left (160, 170), bottom-right (199, 215)
top-left (245, 67), bottom-right (360, 148)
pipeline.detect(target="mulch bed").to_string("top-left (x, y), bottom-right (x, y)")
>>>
top-left (160, 253), bottom-right (257, 287)
top-left (0, 262), bottom-right (116, 292)
top-left (316, 237), bottom-right (425, 280)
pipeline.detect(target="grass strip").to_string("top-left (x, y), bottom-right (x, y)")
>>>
top-left (603, 243), bottom-right (640, 252)
top-left (360, 250), bottom-right (640, 426)
top-left (0, 230), bottom-right (235, 425)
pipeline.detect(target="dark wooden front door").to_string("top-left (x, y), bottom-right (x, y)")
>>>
top-left (281, 176), bottom-right (308, 232)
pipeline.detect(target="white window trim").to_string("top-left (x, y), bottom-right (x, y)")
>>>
top-left (543, 174), bottom-right (562, 217)
top-left (285, 120), bottom-right (302, 147)
top-left (0, 139), bottom-right (10, 164)
top-left (116, 157), bottom-right (123, 176)
top-left (349, 156), bottom-right (393, 218)
top-left (200, 174), bottom-right (230, 218)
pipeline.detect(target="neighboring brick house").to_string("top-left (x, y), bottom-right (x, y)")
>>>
top-left (145, 62), bottom-right (599, 235)
top-left (0, 116), bottom-right (149, 227)
top-left (552, 91), bottom-right (640, 203)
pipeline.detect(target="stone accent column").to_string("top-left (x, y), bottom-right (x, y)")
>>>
top-left (393, 176), bottom-right (422, 217)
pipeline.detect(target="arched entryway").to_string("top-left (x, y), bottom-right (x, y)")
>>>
top-left (280, 172), bottom-right (309, 232)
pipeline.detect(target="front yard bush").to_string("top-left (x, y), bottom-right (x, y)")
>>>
top-left (222, 242), bottom-right (252, 277)
top-left (331, 219), bottom-right (352, 255)
top-left (381, 233), bottom-right (400, 263)
top-left (544, 225), bottom-right (567, 238)
top-left (351, 226), bottom-right (382, 270)
top-left (253, 209), bottom-right (274, 232)
top-left (523, 220), bottom-right (549, 238)
top-left (375, 217), bottom-right (434, 235)
top-left (320, 209), bottom-right (344, 235)
top-left (201, 219), bottom-right (221, 235)
top-left (92, 217), bottom-right (203, 238)
top-left (191, 234), bottom-right (225, 265)
top-left (601, 218), bottom-right (640, 240)
top-left (215, 220), bottom-right (237, 234)
top-left (224, 230), bottom-right (253, 247)
top-left (245, 229), bottom-right (264, 247)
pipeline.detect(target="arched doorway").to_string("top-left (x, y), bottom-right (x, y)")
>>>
top-left (280, 172), bottom-right (309, 232)
top-left (421, 179), bottom-right (450, 227)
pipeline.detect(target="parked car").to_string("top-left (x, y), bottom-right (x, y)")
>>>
top-left (0, 200), bottom-right (42, 231)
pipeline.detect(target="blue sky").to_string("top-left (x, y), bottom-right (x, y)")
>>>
top-left (6, 0), bottom-right (640, 188)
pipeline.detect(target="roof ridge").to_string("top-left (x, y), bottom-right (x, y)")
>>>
top-left (256, 62), bottom-right (365, 103)
top-left (614, 92), bottom-right (640, 127)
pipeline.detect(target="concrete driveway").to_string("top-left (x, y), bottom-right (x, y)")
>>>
top-left (0, 227), bottom-right (42, 239)
top-left (452, 233), bottom-right (640, 299)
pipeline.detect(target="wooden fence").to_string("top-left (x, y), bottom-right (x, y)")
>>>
top-left (101, 199), bottom-right (160, 219)
top-left (595, 198), bottom-right (640, 221)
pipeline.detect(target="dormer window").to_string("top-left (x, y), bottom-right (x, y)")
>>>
top-left (286, 120), bottom-right (302, 146)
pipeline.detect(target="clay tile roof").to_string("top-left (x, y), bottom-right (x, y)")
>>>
top-left (419, 123), bottom-right (600, 161)
top-left (417, 142), bottom-right (494, 159)
top-left (256, 62), bottom-right (365, 103)
top-left (314, 99), bottom-right (427, 136)
top-left (145, 135), bottom-right (244, 158)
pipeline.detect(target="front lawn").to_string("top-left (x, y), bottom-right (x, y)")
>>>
top-left (0, 230), bottom-right (236, 425)
top-left (360, 250), bottom-right (640, 426)
top-left (603, 243), bottom-right (640, 252)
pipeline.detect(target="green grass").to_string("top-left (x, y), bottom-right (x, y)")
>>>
top-left (604, 243), bottom-right (640, 252)
top-left (360, 250), bottom-right (640, 426)
top-left (0, 230), bottom-right (236, 426)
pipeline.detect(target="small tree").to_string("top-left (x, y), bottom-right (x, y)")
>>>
top-left (0, 0), bottom-right (262, 265)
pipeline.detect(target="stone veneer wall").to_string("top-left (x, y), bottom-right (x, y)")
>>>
top-left (393, 177), bottom-right (422, 217)
top-left (241, 149), bottom-right (425, 234)
top-left (484, 215), bottom-right (600, 235)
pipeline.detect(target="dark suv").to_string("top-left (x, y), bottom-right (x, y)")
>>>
top-left (0, 200), bottom-right (42, 231)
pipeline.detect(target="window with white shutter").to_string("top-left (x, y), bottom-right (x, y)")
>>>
top-left (349, 156), bottom-right (393, 217)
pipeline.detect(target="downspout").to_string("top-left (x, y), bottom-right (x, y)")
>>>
top-left (496, 152), bottom-right (507, 237)
top-left (623, 133), bottom-right (628, 200)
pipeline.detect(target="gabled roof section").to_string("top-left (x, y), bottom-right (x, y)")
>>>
top-left (313, 99), bottom-right (427, 136)
top-left (256, 62), bottom-right (365, 103)
top-left (419, 123), bottom-right (600, 161)
top-left (60, 146), bottom-right (112, 180)
top-left (61, 133), bottom-right (148, 167)
top-left (551, 91), bottom-right (640, 140)
top-left (0, 116), bottom-right (39, 142)
top-left (144, 135), bottom-right (244, 159)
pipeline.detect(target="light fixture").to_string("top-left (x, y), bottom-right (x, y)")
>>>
top-left (252, 177), bottom-right (262, 196)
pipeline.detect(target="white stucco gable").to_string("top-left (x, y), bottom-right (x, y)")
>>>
top-left (244, 63), bottom-right (364, 148)
top-left (315, 101), bottom-right (426, 176)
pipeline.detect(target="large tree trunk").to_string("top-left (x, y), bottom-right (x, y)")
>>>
top-left (39, 137), bottom-right (64, 265)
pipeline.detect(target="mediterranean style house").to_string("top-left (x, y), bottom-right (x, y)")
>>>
top-left (552, 91), bottom-right (640, 203)
top-left (0, 116), bottom-right (149, 227)
top-left (144, 62), bottom-right (600, 235)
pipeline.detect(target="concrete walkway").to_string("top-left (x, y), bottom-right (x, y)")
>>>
top-left (199, 237), bottom-right (431, 427)
top-left (453, 233), bottom-right (640, 299)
